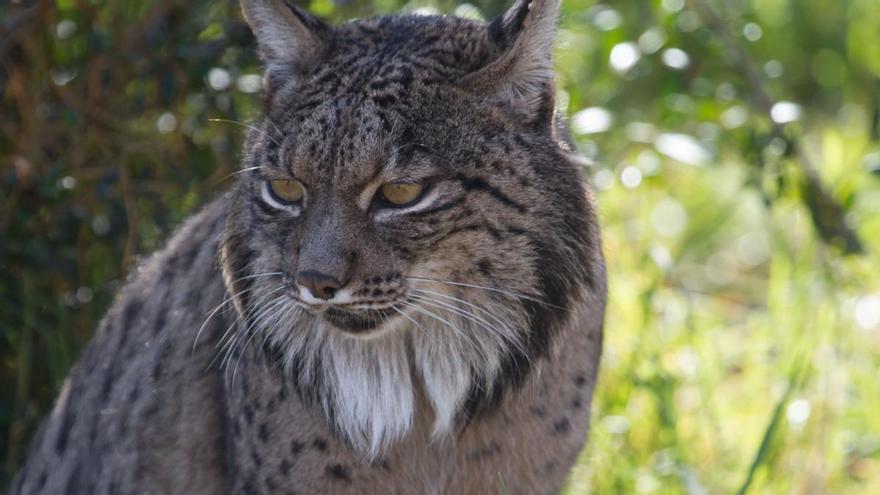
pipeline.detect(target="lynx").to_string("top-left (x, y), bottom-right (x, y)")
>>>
top-left (11, 0), bottom-right (605, 493)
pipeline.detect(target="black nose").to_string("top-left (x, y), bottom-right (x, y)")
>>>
top-left (296, 271), bottom-right (343, 300)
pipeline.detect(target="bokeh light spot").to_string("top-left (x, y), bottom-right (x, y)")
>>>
top-left (654, 133), bottom-right (710, 165)
top-left (743, 22), bottom-right (763, 41)
top-left (593, 8), bottom-right (622, 32)
top-left (156, 112), bottom-right (178, 134)
top-left (236, 74), bottom-right (262, 93)
top-left (721, 106), bottom-right (749, 129)
top-left (854, 294), bottom-right (880, 330)
top-left (661, 48), bottom-right (690, 70)
top-left (787, 399), bottom-right (811, 427)
top-left (651, 198), bottom-right (688, 237)
top-left (620, 166), bottom-right (643, 189)
top-left (770, 101), bottom-right (802, 124)
top-left (572, 107), bottom-right (614, 134)
top-left (638, 28), bottom-right (667, 54)
top-left (610, 42), bottom-right (641, 73)
top-left (208, 68), bottom-right (231, 91)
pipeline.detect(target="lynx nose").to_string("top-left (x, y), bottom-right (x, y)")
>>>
top-left (296, 271), bottom-right (344, 300)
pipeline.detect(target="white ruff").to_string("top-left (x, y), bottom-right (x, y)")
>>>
top-left (260, 297), bottom-right (522, 459)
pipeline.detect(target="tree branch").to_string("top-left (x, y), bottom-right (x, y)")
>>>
top-left (689, 0), bottom-right (863, 254)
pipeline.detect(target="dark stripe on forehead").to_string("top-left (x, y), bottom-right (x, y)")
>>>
top-left (406, 222), bottom-right (503, 247)
top-left (454, 174), bottom-right (526, 214)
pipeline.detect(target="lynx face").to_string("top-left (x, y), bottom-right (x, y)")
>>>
top-left (220, 0), bottom-right (599, 458)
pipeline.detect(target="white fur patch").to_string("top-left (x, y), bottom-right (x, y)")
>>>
top-left (372, 188), bottom-right (441, 222)
top-left (252, 280), bottom-right (526, 459)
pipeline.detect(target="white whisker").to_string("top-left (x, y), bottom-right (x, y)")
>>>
top-left (408, 294), bottom-right (525, 361)
top-left (193, 287), bottom-right (251, 354)
top-left (230, 301), bottom-right (283, 383)
top-left (399, 300), bottom-right (484, 359)
top-left (193, 272), bottom-right (284, 353)
top-left (210, 285), bottom-right (286, 371)
top-left (409, 288), bottom-right (525, 354)
top-left (405, 276), bottom-right (560, 308)
top-left (215, 285), bottom-right (286, 351)
top-left (207, 118), bottom-right (283, 148)
top-left (231, 271), bottom-right (285, 284)
top-left (227, 293), bottom-right (289, 384)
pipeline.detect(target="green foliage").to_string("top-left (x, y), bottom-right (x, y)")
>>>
top-left (2, 0), bottom-right (880, 492)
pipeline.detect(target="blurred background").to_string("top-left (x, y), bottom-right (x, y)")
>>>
top-left (2, 0), bottom-right (879, 492)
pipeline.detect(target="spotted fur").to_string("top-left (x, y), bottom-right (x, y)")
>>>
top-left (12, 1), bottom-right (605, 493)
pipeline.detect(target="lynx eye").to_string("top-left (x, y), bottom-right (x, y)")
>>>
top-left (379, 182), bottom-right (424, 206)
top-left (268, 179), bottom-right (305, 204)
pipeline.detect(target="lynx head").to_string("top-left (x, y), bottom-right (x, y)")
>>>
top-left (220, 0), bottom-right (601, 457)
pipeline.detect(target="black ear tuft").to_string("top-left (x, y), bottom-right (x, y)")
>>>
top-left (487, 0), bottom-right (532, 48)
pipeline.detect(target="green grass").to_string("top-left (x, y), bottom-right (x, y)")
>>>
top-left (562, 123), bottom-right (880, 493)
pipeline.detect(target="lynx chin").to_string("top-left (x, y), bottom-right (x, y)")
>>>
top-left (12, 0), bottom-right (606, 493)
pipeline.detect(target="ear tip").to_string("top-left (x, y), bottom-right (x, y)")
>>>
top-left (516, 0), bottom-right (562, 14)
top-left (501, 0), bottom-right (561, 30)
top-left (528, 0), bottom-right (562, 21)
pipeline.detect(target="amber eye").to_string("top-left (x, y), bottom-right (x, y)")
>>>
top-left (268, 179), bottom-right (305, 204)
top-left (380, 182), bottom-right (424, 206)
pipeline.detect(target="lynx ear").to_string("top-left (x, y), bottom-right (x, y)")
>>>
top-left (460, 0), bottom-right (560, 121)
top-left (240, 0), bottom-right (332, 92)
